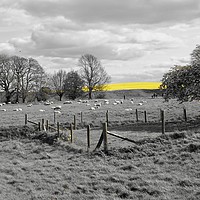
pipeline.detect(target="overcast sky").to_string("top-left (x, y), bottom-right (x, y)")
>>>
top-left (0, 0), bottom-right (200, 83)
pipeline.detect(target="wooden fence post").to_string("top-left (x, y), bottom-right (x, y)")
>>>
top-left (103, 122), bottom-right (108, 153)
top-left (74, 115), bottom-right (76, 130)
top-left (106, 110), bottom-right (109, 126)
top-left (54, 111), bottom-right (56, 124)
top-left (70, 123), bottom-right (73, 143)
top-left (25, 114), bottom-right (28, 125)
top-left (57, 122), bottom-right (60, 138)
top-left (183, 108), bottom-right (187, 122)
top-left (87, 125), bottom-right (90, 151)
top-left (80, 112), bottom-right (83, 123)
top-left (41, 119), bottom-right (45, 131)
top-left (46, 120), bottom-right (49, 131)
top-left (161, 110), bottom-right (165, 134)
top-left (144, 111), bottom-right (147, 123)
top-left (136, 109), bottom-right (139, 122)
top-left (38, 122), bottom-right (41, 131)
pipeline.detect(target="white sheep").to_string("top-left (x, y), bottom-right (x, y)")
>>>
top-left (1, 109), bottom-right (6, 112)
top-left (90, 107), bottom-right (95, 110)
top-left (39, 109), bottom-right (45, 112)
top-left (94, 103), bottom-right (101, 108)
top-left (63, 101), bottom-right (73, 104)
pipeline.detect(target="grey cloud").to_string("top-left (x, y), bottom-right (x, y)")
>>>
top-left (15, 0), bottom-right (200, 24)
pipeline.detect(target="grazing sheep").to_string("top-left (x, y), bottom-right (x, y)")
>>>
top-left (27, 104), bottom-right (32, 107)
top-left (138, 103), bottom-right (143, 106)
top-left (82, 100), bottom-right (88, 103)
top-left (63, 101), bottom-right (73, 104)
top-left (90, 107), bottom-right (95, 110)
top-left (54, 110), bottom-right (61, 114)
top-left (18, 108), bottom-right (23, 111)
top-left (0, 103), bottom-right (2, 106)
top-left (1, 109), bottom-right (6, 112)
top-left (104, 100), bottom-right (109, 105)
top-left (54, 105), bottom-right (62, 110)
top-left (44, 101), bottom-right (51, 105)
top-left (114, 100), bottom-right (120, 104)
top-left (13, 108), bottom-right (19, 111)
top-left (94, 103), bottom-right (101, 108)
top-left (39, 109), bottom-right (45, 112)
top-left (125, 108), bottom-right (132, 111)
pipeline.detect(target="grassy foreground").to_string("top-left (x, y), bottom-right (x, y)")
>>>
top-left (0, 126), bottom-right (199, 200)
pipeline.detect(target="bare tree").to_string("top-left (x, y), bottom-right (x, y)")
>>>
top-left (51, 69), bottom-right (67, 101)
top-left (78, 54), bottom-right (111, 99)
top-left (0, 54), bottom-right (16, 103)
top-left (12, 55), bottom-right (27, 103)
top-left (20, 58), bottom-right (46, 103)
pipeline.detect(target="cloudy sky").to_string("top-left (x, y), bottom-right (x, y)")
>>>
top-left (0, 0), bottom-right (200, 83)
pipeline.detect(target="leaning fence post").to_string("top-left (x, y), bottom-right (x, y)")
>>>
top-left (87, 125), bottom-right (90, 151)
top-left (161, 110), bottom-right (165, 134)
top-left (183, 108), bottom-right (187, 122)
top-left (136, 109), bottom-right (139, 122)
top-left (70, 123), bottom-right (73, 143)
top-left (103, 122), bottom-right (108, 153)
top-left (25, 114), bottom-right (28, 125)
top-left (106, 110), bottom-right (109, 126)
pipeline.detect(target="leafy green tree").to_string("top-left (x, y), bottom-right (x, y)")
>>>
top-left (64, 70), bottom-right (84, 100)
top-left (78, 54), bottom-right (111, 99)
top-left (160, 45), bottom-right (200, 102)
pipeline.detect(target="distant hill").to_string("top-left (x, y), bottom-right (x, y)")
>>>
top-left (103, 89), bottom-right (161, 99)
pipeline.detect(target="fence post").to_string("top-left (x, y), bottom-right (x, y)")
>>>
top-left (80, 112), bottom-right (83, 123)
top-left (87, 125), bottom-right (90, 151)
top-left (103, 122), bottom-right (108, 153)
top-left (106, 110), bottom-right (109, 126)
top-left (54, 111), bottom-right (56, 124)
top-left (70, 123), bottom-right (73, 143)
top-left (74, 115), bottom-right (76, 130)
top-left (136, 109), bottom-right (139, 122)
top-left (144, 111), bottom-right (147, 123)
top-left (183, 108), bottom-right (187, 122)
top-left (57, 122), bottom-right (60, 138)
top-left (161, 110), bottom-right (165, 134)
top-left (46, 120), bottom-right (49, 131)
top-left (41, 119), bottom-right (45, 131)
top-left (38, 122), bottom-right (41, 131)
top-left (25, 114), bottom-right (28, 125)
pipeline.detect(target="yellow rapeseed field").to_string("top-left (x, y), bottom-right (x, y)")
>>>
top-left (105, 82), bottom-right (161, 91)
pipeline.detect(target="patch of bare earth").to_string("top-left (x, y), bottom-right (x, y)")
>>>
top-left (0, 126), bottom-right (200, 200)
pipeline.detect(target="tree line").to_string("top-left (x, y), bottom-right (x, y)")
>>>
top-left (160, 45), bottom-right (200, 102)
top-left (0, 54), bottom-right (110, 103)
